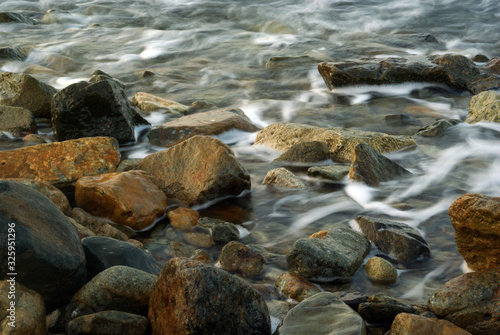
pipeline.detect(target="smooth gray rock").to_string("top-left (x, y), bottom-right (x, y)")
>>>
top-left (197, 217), bottom-right (240, 243)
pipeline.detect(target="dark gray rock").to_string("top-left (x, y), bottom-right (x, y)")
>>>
top-left (0, 106), bottom-right (36, 136)
top-left (218, 241), bottom-right (265, 277)
top-left (197, 217), bottom-right (240, 243)
top-left (358, 293), bottom-right (416, 325)
top-left (67, 310), bottom-right (148, 335)
top-left (416, 119), bottom-right (462, 137)
top-left (0, 46), bottom-right (32, 61)
top-left (355, 215), bottom-right (430, 263)
top-left (274, 141), bottom-right (331, 163)
top-left (0, 12), bottom-right (36, 24)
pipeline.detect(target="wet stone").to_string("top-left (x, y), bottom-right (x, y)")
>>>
top-left (0, 12), bottom-right (36, 24)
top-left (307, 165), bottom-right (350, 181)
top-left (466, 90), bottom-right (500, 124)
top-left (218, 241), bottom-right (265, 277)
top-left (262, 168), bottom-right (306, 188)
top-left (197, 217), bottom-right (240, 243)
top-left (131, 91), bottom-right (189, 115)
top-left (183, 228), bottom-right (216, 248)
top-left (364, 256), bottom-right (398, 284)
top-left (273, 141), bottom-right (331, 163)
top-left (358, 293), bottom-right (417, 325)
top-left (67, 310), bottom-right (149, 335)
top-left (71, 207), bottom-right (130, 241)
top-left (0, 106), bottom-right (36, 136)
top-left (167, 207), bottom-right (201, 231)
top-left (190, 249), bottom-right (212, 264)
top-left (416, 119), bottom-right (462, 137)
top-left (275, 272), bottom-right (321, 302)
top-left (390, 313), bottom-right (472, 335)
top-left (484, 57), bottom-right (500, 75)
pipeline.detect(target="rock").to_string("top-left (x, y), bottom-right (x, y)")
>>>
top-left (67, 311), bottom-right (149, 335)
top-left (0, 12), bottom-right (36, 24)
top-left (266, 55), bottom-right (325, 69)
top-left (0, 46), bottom-right (32, 61)
top-left (255, 123), bottom-right (415, 163)
top-left (0, 181), bottom-right (87, 310)
top-left (116, 158), bottom-right (141, 172)
top-left (136, 135), bottom-right (251, 206)
top-left (75, 170), bottom-right (167, 231)
top-left (389, 313), bottom-right (472, 335)
top-left (0, 281), bottom-right (46, 335)
top-left (318, 54), bottom-right (481, 93)
top-left (0, 137), bottom-right (120, 187)
top-left (355, 215), bottom-right (430, 263)
top-left (148, 258), bottom-right (271, 335)
top-left (51, 80), bottom-right (149, 143)
top-left (484, 57), bottom-right (500, 75)
top-left (0, 106), bottom-right (36, 136)
top-left (71, 208), bottom-right (130, 241)
top-left (88, 70), bottom-right (125, 88)
top-left (131, 91), bottom-right (189, 115)
top-left (275, 272), bottom-right (321, 302)
top-left (428, 268), bottom-right (500, 335)
top-left (82, 236), bottom-right (161, 279)
top-left (384, 113), bottom-right (423, 127)
top-left (286, 228), bottom-right (371, 282)
top-left (183, 230), bottom-right (216, 248)
top-left (190, 249), bottom-right (212, 264)
top-left (349, 143), bottom-right (411, 186)
top-left (466, 90), bottom-right (500, 124)
top-left (266, 300), bottom-right (292, 320)
top-left (197, 217), bottom-right (240, 243)
top-left (262, 168), bottom-right (306, 188)
top-left (148, 107), bottom-right (260, 147)
top-left (449, 193), bottom-right (500, 271)
top-left (364, 257), bottom-right (398, 284)
top-left (274, 141), bottom-right (330, 163)
top-left (416, 119), bottom-right (462, 137)
top-left (473, 54), bottom-right (489, 62)
top-left (469, 74), bottom-right (500, 95)
top-left (167, 207), bottom-right (200, 231)
top-left (307, 165), bottom-right (350, 182)
top-left (218, 241), bottom-right (265, 277)
top-left (358, 293), bottom-right (416, 324)
top-left (68, 217), bottom-right (96, 239)
top-left (0, 72), bottom-right (57, 118)
top-left (274, 292), bottom-right (366, 335)
top-left (333, 291), bottom-right (369, 311)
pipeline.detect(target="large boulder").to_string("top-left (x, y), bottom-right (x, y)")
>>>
top-left (0, 106), bottom-right (36, 136)
top-left (136, 135), bottom-right (251, 206)
top-left (286, 228), bottom-right (371, 282)
top-left (389, 313), bottom-right (472, 335)
top-left (66, 311), bottom-right (149, 335)
top-left (0, 137), bottom-right (120, 187)
top-left (148, 107), bottom-right (260, 147)
top-left (51, 80), bottom-right (149, 143)
top-left (449, 193), bottom-right (500, 271)
top-left (148, 258), bottom-right (271, 335)
top-left (0, 181), bottom-right (87, 310)
top-left (254, 123), bottom-right (415, 163)
top-left (355, 215), bottom-right (430, 263)
top-left (0, 72), bottom-right (57, 118)
top-left (466, 90), bottom-right (500, 124)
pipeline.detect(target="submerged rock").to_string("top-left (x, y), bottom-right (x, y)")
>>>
top-left (390, 313), bottom-right (472, 335)
top-left (67, 311), bottom-right (149, 335)
top-left (131, 92), bottom-right (189, 115)
top-left (466, 90), bottom-right (500, 124)
top-left (416, 119), bottom-right (462, 137)
top-left (358, 293), bottom-right (416, 325)
top-left (0, 12), bottom-right (36, 24)
top-left (0, 46), bottom-right (32, 61)
top-left (167, 207), bottom-right (201, 231)
top-left (307, 165), bottom-right (350, 181)
top-left (275, 272), bottom-right (321, 302)
top-left (218, 241), bottom-right (265, 277)
top-left (0, 105), bottom-right (36, 136)
top-left (274, 141), bottom-right (331, 163)
top-left (197, 217), bottom-right (240, 243)
top-left (262, 167), bottom-right (306, 188)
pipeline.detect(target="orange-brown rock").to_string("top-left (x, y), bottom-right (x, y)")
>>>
top-left (390, 313), bottom-right (472, 335)
top-left (167, 207), bottom-right (200, 231)
top-left (275, 272), bottom-right (321, 302)
top-left (449, 193), bottom-right (500, 271)
top-left (75, 170), bottom-right (167, 231)
top-left (0, 137), bottom-right (120, 187)
top-left (71, 207), bottom-right (130, 241)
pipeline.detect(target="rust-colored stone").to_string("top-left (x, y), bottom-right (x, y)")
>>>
top-left (167, 207), bottom-right (200, 231)
top-left (275, 272), bottom-right (321, 302)
top-left (390, 313), bottom-right (472, 335)
top-left (218, 241), bottom-right (265, 277)
top-left (310, 230), bottom-right (328, 239)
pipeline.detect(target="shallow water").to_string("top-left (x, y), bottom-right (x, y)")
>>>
top-left (2, 0), bottom-right (500, 306)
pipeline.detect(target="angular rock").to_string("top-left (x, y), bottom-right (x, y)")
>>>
top-left (148, 258), bottom-right (271, 335)
top-left (197, 217), bottom-right (240, 243)
top-left (428, 268), bottom-right (500, 335)
top-left (0, 137), bottom-right (120, 187)
top-left (355, 215), bottom-right (430, 263)
top-left (307, 165), bottom-right (350, 182)
top-left (364, 256), bottom-right (398, 284)
top-left (275, 272), bottom-right (321, 302)
top-left (318, 54), bottom-right (481, 93)
top-left (0, 281), bottom-right (46, 335)
top-left (0, 181), bottom-right (87, 310)
top-left (167, 207), bottom-right (201, 231)
top-left (469, 74), bottom-right (500, 95)
top-left (449, 193), bottom-right (500, 271)
top-left (262, 167), bottom-right (306, 188)
top-left (466, 90), bottom-right (500, 124)
top-left (75, 170), bottom-right (167, 231)
top-left (349, 143), bottom-right (411, 186)
top-left (416, 119), bottom-right (462, 137)
top-left (190, 249), bottom-right (212, 264)
top-left (148, 107), bottom-right (260, 147)
top-left (390, 313), bottom-right (472, 335)
top-left (275, 292), bottom-right (366, 335)
top-left (274, 141), bottom-right (330, 163)
top-left (82, 236), bottom-right (161, 279)
top-left (358, 293), bottom-right (416, 324)
top-left (484, 57), bottom-right (500, 75)
top-left (0, 72), bottom-right (57, 118)
top-left (67, 311), bottom-right (149, 335)
top-left (0, 12), bottom-right (36, 24)
top-left (0, 106), bottom-right (36, 136)
top-left (136, 135), bottom-right (251, 206)
top-left (131, 91), bottom-right (189, 115)
top-left (51, 80), bottom-right (149, 143)
top-left (71, 208), bottom-right (130, 241)
top-left (287, 228), bottom-right (371, 282)
top-left (255, 123), bottom-right (415, 163)
top-left (218, 241), bottom-right (265, 277)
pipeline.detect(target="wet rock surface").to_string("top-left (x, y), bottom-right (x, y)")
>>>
top-left (167, 207), bottom-right (201, 231)
top-left (307, 165), bottom-right (350, 181)
top-left (466, 90), bottom-right (500, 124)
top-left (262, 167), bottom-right (306, 188)
top-left (197, 217), bottom-right (240, 243)
top-left (358, 293), bottom-right (417, 325)
top-left (274, 141), bottom-right (331, 163)
top-left (416, 119), bottom-right (462, 137)
top-left (0, 106), bottom-right (36, 136)
top-left (389, 313), bottom-right (472, 335)
top-left (218, 241), bottom-right (265, 277)
top-left (131, 91), bottom-right (189, 115)
top-left (364, 256), bottom-right (398, 284)
top-left (71, 208), bottom-right (131, 241)
top-left (275, 272), bottom-right (321, 302)
top-left (66, 310), bottom-right (149, 335)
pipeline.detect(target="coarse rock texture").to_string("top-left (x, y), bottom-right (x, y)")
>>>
top-left (466, 90), bottom-right (500, 124)
top-left (0, 106), bottom-right (36, 136)
top-left (51, 80), bottom-right (149, 143)
top-left (218, 241), bottom-right (265, 277)
top-left (317, 54), bottom-right (483, 93)
top-left (364, 256), bottom-right (398, 284)
top-left (136, 135), bottom-right (251, 206)
top-left (0, 72), bottom-right (57, 118)
top-left (0, 12), bottom-right (36, 24)
top-left (274, 292), bottom-right (367, 335)
top-left (287, 228), bottom-right (371, 282)
top-left (197, 217), bottom-right (240, 243)
top-left (307, 165), bottom-right (350, 182)
top-left (66, 311), bottom-right (149, 335)
top-left (416, 119), bottom-right (462, 137)
top-left (82, 236), bottom-right (161, 279)
top-left (0, 181), bottom-right (87, 310)
top-left (349, 143), bottom-right (411, 186)
top-left (0, 281), bottom-right (46, 335)
top-left (0, 46), bottom-right (32, 61)
top-left (484, 57), bottom-right (500, 75)
top-left (167, 207), bottom-right (201, 231)
top-left (148, 258), bottom-right (271, 335)
top-left (357, 293), bottom-right (416, 325)
top-left (255, 123), bottom-right (415, 163)
top-left (71, 208), bottom-right (131, 241)
top-left (275, 272), bottom-right (321, 302)
top-left (355, 215), bottom-right (430, 263)
top-left (148, 107), bottom-right (260, 147)
top-left (75, 170), bottom-right (167, 231)
top-left (448, 193), bottom-right (500, 271)
top-left (273, 141), bottom-right (331, 163)
top-left (0, 137), bottom-right (120, 187)
top-left (262, 167), bottom-right (306, 188)
top-left (427, 268), bottom-right (500, 335)
top-left (389, 313), bottom-right (472, 335)
top-left (191, 249), bottom-right (212, 264)
top-left (131, 91), bottom-right (189, 115)
top-left (183, 230), bottom-right (215, 248)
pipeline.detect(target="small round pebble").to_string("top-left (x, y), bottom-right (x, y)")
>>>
top-left (364, 256), bottom-right (398, 284)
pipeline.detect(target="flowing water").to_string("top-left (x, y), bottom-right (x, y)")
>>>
top-left (2, 0), bottom-right (500, 307)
